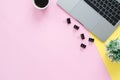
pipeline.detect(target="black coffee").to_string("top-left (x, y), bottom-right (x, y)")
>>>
top-left (34, 0), bottom-right (49, 8)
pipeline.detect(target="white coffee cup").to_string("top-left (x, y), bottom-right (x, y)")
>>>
top-left (32, 0), bottom-right (49, 10)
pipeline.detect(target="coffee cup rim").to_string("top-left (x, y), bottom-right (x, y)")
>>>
top-left (32, 0), bottom-right (49, 10)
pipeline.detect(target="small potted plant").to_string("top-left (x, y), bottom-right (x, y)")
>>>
top-left (106, 38), bottom-right (120, 62)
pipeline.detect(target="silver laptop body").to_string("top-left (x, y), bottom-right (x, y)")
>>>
top-left (57, 0), bottom-right (120, 41)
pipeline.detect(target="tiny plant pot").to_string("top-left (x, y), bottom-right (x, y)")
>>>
top-left (106, 38), bottom-right (120, 62)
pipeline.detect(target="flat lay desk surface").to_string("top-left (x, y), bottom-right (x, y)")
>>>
top-left (0, 0), bottom-right (119, 80)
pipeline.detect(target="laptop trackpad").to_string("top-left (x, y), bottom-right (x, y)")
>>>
top-left (70, 1), bottom-right (101, 31)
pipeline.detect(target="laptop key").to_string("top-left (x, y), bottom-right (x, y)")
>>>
top-left (112, 21), bottom-right (117, 26)
top-left (109, 19), bottom-right (113, 24)
top-left (97, 0), bottom-right (100, 2)
top-left (105, 0), bottom-right (108, 4)
top-left (109, 9), bottom-right (112, 12)
top-left (115, 15), bottom-right (120, 20)
top-left (118, 6), bottom-right (120, 10)
top-left (117, 10), bottom-right (120, 14)
top-left (99, 11), bottom-right (104, 16)
top-left (106, 17), bottom-right (110, 21)
top-left (111, 16), bottom-right (118, 21)
top-left (111, 12), bottom-right (116, 16)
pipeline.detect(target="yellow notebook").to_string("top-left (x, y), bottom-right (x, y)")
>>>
top-left (91, 25), bottom-right (120, 80)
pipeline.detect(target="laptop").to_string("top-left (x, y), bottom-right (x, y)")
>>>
top-left (57, 0), bottom-right (120, 41)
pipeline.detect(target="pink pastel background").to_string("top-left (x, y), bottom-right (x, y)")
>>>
top-left (0, 0), bottom-right (110, 80)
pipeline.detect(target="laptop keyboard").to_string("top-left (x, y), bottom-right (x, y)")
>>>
top-left (84, 0), bottom-right (120, 26)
